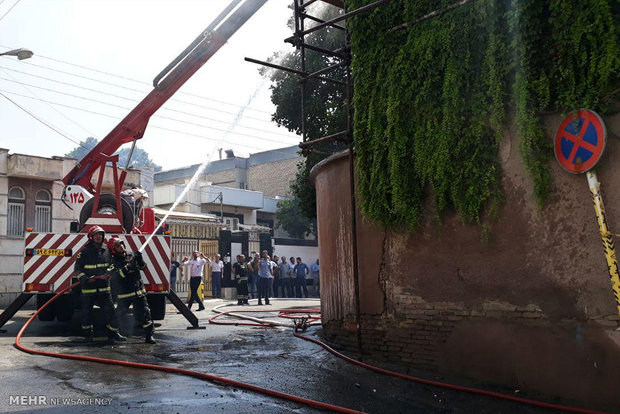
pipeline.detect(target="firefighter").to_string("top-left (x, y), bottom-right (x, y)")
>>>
top-left (108, 237), bottom-right (156, 344)
top-left (233, 254), bottom-right (249, 305)
top-left (75, 225), bottom-right (126, 343)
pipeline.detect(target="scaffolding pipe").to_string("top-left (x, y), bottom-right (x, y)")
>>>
top-left (298, 130), bottom-right (348, 149)
top-left (288, 0), bottom-right (390, 38)
top-left (244, 57), bottom-right (346, 85)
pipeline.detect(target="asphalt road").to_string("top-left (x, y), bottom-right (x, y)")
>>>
top-left (0, 298), bottom-right (591, 413)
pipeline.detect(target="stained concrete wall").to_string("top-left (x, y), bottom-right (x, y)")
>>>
top-left (311, 110), bottom-right (620, 409)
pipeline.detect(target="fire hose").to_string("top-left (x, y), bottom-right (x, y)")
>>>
top-left (13, 280), bottom-right (364, 414)
top-left (12, 284), bottom-right (612, 414)
top-left (210, 303), bottom-right (612, 414)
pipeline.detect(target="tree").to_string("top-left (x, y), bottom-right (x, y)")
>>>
top-left (275, 199), bottom-right (316, 239)
top-left (64, 136), bottom-right (97, 161)
top-left (264, 4), bottom-right (347, 220)
top-left (65, 137), bottom-right (162, 172)
top-left (117, 146), bottom-right (162, 172)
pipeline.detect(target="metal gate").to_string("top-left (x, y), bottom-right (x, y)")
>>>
top-left (200, 240), bottom-right (219, 296)
top-left (171, 239), bottom-right (198, 295)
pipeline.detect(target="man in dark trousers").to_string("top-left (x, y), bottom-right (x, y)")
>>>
top-left (182, 250), bottom-right (208, 311)
top-left (108, 237), bottom-right (156, 344)
top-left (233, 254), bottom-right (249, 305)
top-left (170, 252), bottom-right (181, 292)
top-left (293, 257), bottom-right (309, 298)
top-left (257, 250), bottom-right (273, 306)
top-left (74, 225), bottom-right (126, 343)
top-left (247, 252), bottom-right (259, 299)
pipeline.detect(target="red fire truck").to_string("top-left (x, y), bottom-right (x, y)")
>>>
top-left (0, 0), bottom-right (268, 329)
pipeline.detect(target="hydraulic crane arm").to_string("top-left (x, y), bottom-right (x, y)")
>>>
top-left (62, 0), bottom-right (267, 191)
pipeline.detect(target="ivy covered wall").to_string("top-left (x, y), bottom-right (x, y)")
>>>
top-left (348, 0), bottom-right (619, 229)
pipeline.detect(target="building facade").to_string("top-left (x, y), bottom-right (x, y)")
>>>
top-left (153, 145), bottom-right (318, 278)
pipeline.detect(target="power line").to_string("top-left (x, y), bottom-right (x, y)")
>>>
top-left (0, 63), bottom-right (277, 123)
top-left (0, 74), bottom-right (298, 138)
top-left (0, 69), bottom-right (97, 138)
top-left (0, 0), bottom-right (20, 23)
top-left (0, 89), bottom-right (301, 151)
top-left (0, 45), bottom-right (273, 114)
top-left (0, 91), bottom-right (90, 150)
top-left (0, 81), bottom-right (297, 144)
top-left (33, 51), bottom-right (274, 114)
top-left (0, 90), bottom-right (321, 171)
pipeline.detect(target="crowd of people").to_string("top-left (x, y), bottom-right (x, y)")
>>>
top-left (233, 251), bottom-right (320, 306)
top-left (172, 250), bottom-right (320, 307)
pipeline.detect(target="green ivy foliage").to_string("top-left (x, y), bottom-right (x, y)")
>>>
top-left (348, 0), bottom-right (619, 229)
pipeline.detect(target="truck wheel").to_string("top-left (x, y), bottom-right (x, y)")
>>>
top-left (55, 294), bottom-right (75, 322)
top-left (36, 294), bottom-right (56, 322)
top-left (147, 294), bottom-right (166, 320)
top-left (79, 193), bottom-right (134, 233)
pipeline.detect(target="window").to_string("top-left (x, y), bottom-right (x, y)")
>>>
top-left (7, 186), bottom-right (25, 236)
top-left (35, 189), bottom-right (52, 233)
top-left (224, 217), bottom-right (239, 231)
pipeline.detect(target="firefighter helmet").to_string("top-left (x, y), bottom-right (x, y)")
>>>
top-left (87, 225), bottom-right (105, 240)
top-left (106, 236), bottom-right (125, 252)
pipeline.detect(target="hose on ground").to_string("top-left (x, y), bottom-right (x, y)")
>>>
top-left (13, 282), bottom-right (365, 414)
top-left (211, 303), bottom-right (611, 414)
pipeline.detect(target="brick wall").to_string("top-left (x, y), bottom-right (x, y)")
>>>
top-left (313, 133), bottom-right (620, 408)
top-left (323, 290), bottom-right (554, 371)
top-left (249, 158), bottom-right (298, 197)
top-left (204, 170), bottom-right (237, 187)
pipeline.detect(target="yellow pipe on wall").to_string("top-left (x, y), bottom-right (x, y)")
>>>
top-left (587, 170), bottom-right (620, 319)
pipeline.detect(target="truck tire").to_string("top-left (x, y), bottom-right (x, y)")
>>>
top-left (36, 294), bottom-right (56, 322)
top-left (79, 193), bottom-right (134, 233)
top-left (147, 294), bottom-right (166, 320)
top-left (55, 294), bottom-right (75, 322)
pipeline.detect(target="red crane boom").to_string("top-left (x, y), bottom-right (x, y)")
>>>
top-left (61, 0), bottom-right (267, 234)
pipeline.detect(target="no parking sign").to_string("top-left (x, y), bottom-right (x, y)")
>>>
top-left (554, 109), bottom-right (606, 173)
top-left (559, 109), bottom-right (620, 317)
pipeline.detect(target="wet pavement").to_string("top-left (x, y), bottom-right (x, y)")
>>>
top-left (0, 298), bottom-right (594, 413)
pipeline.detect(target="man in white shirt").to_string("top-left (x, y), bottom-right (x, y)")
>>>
top-left (209, 254), bottom-right (224, 299)
top-left (182, 251), bottom-right (208, 311)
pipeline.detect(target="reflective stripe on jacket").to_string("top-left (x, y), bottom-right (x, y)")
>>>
top-left (74, 241), bottom-right (111, 294)
top-left (109, 252), bottom-right (146, 300)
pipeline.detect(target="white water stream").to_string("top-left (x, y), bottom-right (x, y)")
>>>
top-left (139, 80), bottom-right (269, 253)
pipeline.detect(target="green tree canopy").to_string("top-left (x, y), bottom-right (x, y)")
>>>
top-left (65, 137), bottom-right (162, 172)
top-left (275, 198), bottom-right (316, 239)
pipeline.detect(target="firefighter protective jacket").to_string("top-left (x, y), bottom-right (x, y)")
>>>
top-left (109, 252), bottom-right (147, 301)
top-left (74, 241), bottom-right (112, 295)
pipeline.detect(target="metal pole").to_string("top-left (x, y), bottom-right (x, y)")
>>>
top-left (293, 0), bottom-right (390, 38)
top-left (219, 192), bottom-right (224, 223)
top-left (298, 130), bottom-right (348, 149)
top-left (124, 139), bottom-right (137, 170)
top-left (244, 57), bottom-right (346, 86)
top-left (586, 170), bottom-right (620, 321)
top-left (294, 0), bottom-right (308, 143)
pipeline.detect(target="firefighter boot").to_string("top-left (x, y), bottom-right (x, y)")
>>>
top-left (237, 299), bottom-right (243, 305)
top-left (107, 326), bottom-right (127, 343)
top-left (145, 324), bottom-right (156, 344)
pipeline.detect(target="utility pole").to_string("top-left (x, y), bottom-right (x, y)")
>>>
top-left (219, 192), bottom-right (223, 223)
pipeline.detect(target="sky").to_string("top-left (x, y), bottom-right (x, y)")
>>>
top-left (0, 0), bottom-right (302, 170)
